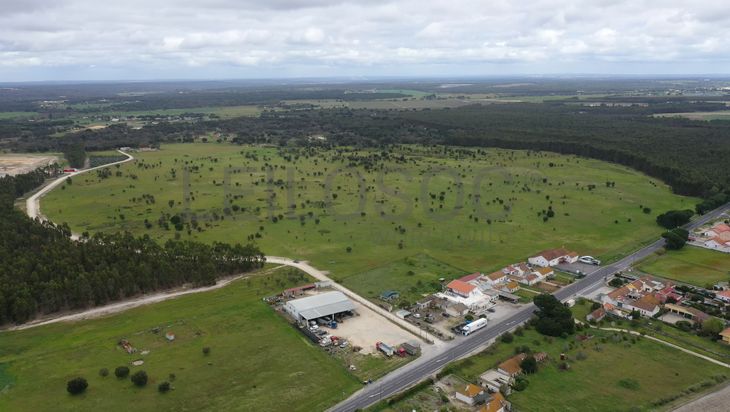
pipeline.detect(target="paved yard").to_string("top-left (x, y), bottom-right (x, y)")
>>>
top-left (321, 300), bottom-right (420, 355)
top-left (555, 262), bottom-right (602, 275)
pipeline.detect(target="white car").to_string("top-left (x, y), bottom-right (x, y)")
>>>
top-left (579, 256), bottom-right (601, 265)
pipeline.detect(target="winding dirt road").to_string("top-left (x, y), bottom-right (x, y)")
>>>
top-left (14, 155), bottom-right (432, 346)
top-left (26, 149), bottom-right (134, 222)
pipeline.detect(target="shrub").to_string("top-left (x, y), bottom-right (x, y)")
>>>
top-left (520, 356), bottom-right (538, 374)
top-left (115, 366), bottom-right (130, 378)
top-left (158, 381), bottom-right (171, 393)
top-left (203, 347), bottom-right (211, 355)
top-left (513, 376), bottom-right (529, 391)
top-left (67, 377), bottom-right (88, 395)
top-left (99, 368), bottom-right (109, 377)
top-left (618, 378), bottom-right (640, 390)
top-left (501, 332), bottom-right (514, 343)
top-left (131, 370), bottom-right (148, 387)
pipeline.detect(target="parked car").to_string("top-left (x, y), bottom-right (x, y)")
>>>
top-left (579, 256), bottom-right (601, 265)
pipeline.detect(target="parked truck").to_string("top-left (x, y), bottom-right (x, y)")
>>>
top-left (461, 317), bottom-right (488, 336)
top-left (376, 341), bottom-right (394, 357)
top-left (401, 342), bottom-right (421, 356)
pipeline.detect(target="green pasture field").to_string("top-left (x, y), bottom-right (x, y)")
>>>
top-left (571, 299), bottom-right (730, 363)
top-left (0, 266), bottom-right (363, 411)
top-left (636, 246), bottom-right (730, 288)
top-left (42, 143), bottom-right (695, 292)
top-left (75, 105), bottom-right (262, 122)
top-left (0, 111), bottom-right (40, 120)
top-left (339, 254), bottom-right (468, 304)
top-left (282, 98), bottom-right (487, 110)
top-left (373, 328), bottom-right (727, 412)
top-left (653, 111), bottom-right (730, 121)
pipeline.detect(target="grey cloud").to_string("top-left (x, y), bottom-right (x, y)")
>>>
top-left (0, 0), bottom-right (728, 81)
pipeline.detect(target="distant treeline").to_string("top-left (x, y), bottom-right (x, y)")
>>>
top-left (0, 171), bottom-right (265, 325)
top-left (2, 102), bottom-right (729, 200)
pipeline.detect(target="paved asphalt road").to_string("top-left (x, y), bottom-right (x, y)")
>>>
top-left (329, 202), bottom-right (730, 412)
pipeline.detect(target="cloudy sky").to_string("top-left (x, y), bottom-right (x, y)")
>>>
top-left (0, 0), bottom-right (728, 81)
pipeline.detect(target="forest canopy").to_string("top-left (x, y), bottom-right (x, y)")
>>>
top-left (0, 171), bottom-right (265, 325)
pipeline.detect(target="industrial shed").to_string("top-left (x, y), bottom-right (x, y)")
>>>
top-left (284, 291), bottom-right (356, 322)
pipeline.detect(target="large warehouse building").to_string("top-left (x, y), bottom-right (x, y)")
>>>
top-left (284, 291), bottom-right (356, 322)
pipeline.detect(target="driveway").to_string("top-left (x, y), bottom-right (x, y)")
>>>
top-left (554, 262), bottom-right (601, 276)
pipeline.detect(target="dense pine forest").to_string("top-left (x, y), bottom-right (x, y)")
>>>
top-left (0, 171), bottom-right (264, 325)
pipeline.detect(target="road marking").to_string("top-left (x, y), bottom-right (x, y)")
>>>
top-left (436, 357), bottom-right (448, 363)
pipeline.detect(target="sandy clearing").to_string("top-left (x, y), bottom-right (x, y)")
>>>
top-left (0, 154), bottom-right (57, 177)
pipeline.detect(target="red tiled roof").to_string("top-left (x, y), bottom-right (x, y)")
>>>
top-left (717, 290), bottom-right (730, 299)
top-left (631, 294), bottom-right (660, 312)
top-left (487, 271), bottom-right (506, 281)
top-left (479, 392), bottom-right (507, 412)
top-left (536, 267), bottom-right (554, 276)
top-left (533, 248), bottom-right (572, 261)
top-left (588, 307), bottom-right (606, 320)
top-left (498, 353), bottom-right (526, 376)
top-left (459, 272), bottom-right (482, 283)
top-left (447, 280), bottom-right (476, 295)
top-left (713, 223), bottom-right (730, 233)
top-left (457, 383), bottom-right (483, 398)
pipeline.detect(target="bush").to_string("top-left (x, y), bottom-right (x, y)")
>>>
top-left (158, 381), bottom-right (171, 393)
top-left (131, 370), bottom-right (148, 387)
top-left (501, 332), bottom-right (514, 343)
top-left (675, 320), bottom-right (693, 332)
top-left (513, 376), bottom-right (529, 391)
top-left (67, 377), bottom-right (88, 395)
top-left (99, 368), bottom-right (109, 377)
top-left (618, 378), bottom-right (640, 390)
top-left (520, 356), bottom-right (538, 374)
top-left (656, 209), bottom-right (694, 229)
top-left (203, 347), bottom-right (211, 355)
top-left (115, 366), bottom-right (130, 378)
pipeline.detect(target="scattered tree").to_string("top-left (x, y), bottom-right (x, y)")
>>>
top-left (131, 370), bottom-right (148, 387)
top-left (115, 366), bottom-right (130, 378)
top-left (66, 377), bottom-right (88, 395)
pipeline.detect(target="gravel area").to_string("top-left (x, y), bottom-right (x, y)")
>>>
top-left (672, 384), bottom-right (730, 412)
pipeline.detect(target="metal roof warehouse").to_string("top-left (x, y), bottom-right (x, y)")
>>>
top-left (284, 291), bottom-right (356, 321)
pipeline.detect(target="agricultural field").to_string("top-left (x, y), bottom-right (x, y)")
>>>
top-left (42, 143), bottom-right (695, 293)
top-left (654, 111), bottom-right (730, 121)
top-left (0, 111), bottom-right (40, 120)
top-left (372, 328), bottom-right (728, 412)
top-left (637, 247), bottom-right (730, 288)
top-left (0, 266), bottom-right (363, 412)
top-left (92, 105), bottom-right (262, 119)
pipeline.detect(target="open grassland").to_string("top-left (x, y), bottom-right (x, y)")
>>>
top-left (43, 143), bottom-right (695, 291)
top-left (81, 105), bottom-right (262, 120)
top-left (654, 111), bottom-right (730, 121)
top-left (572, 299), bottom-right (730, 364)
top-left (340, 254), bottom-right (468, 304)
top-left (0, 111), bottom-right (40, 120)
top-left (374, 328), bottom-right (728, 412)
top-left (0, 266), bottom-right (363, 412)
top-left (637, 247), bottom-right (730, 288)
